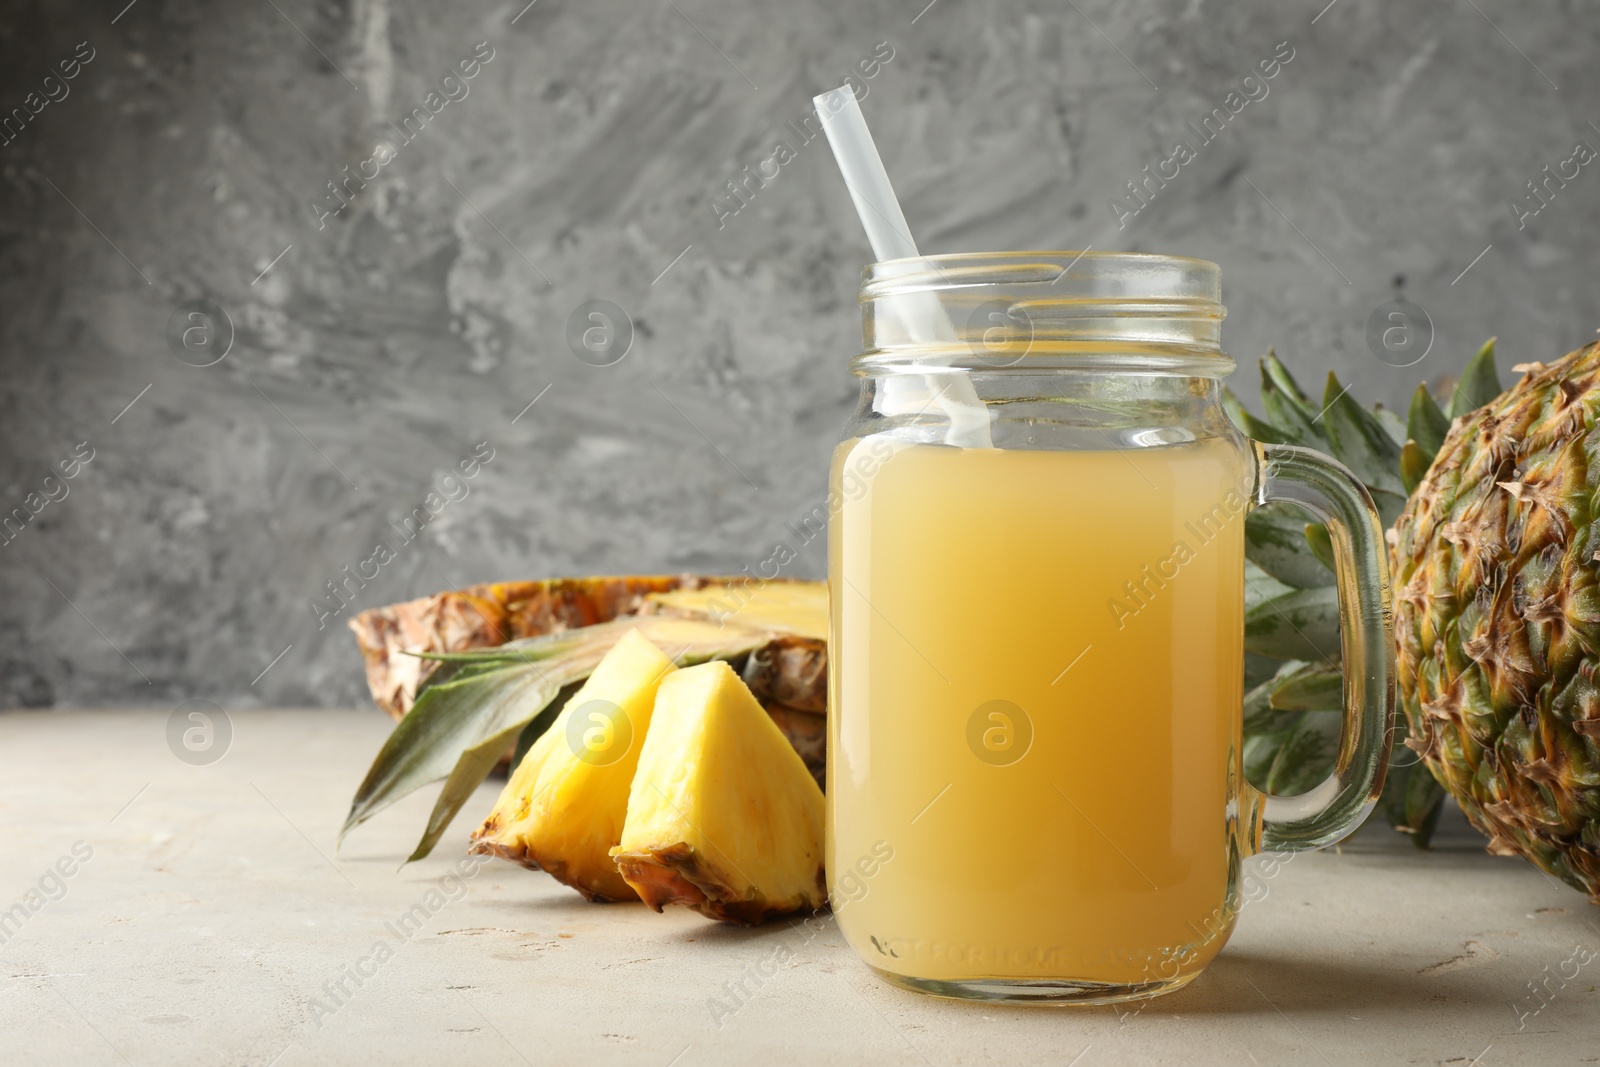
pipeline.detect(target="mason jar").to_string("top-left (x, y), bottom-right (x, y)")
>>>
top-left (826, 252), bottom-right (1393, 1004)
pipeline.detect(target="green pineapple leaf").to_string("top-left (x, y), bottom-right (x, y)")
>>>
top-left (1243, 675), bottom-right (1299, 788)
top-left (1320, 372), bottom-right (1406, 497)
top-left (1242, 676), bottom-right (1278, 734)
top-left (1374, 489), bottom-right (1408, 530)
top-left (1243, 729), bottom-right (1287, 790)
top-left (339, 658), bottom-right (572, 856)
top-left (1223, 386), bottom-right (1288, 444)
top-left (405, 716), bottom-right (536, 865)
top-left (1382, 760), bottom-right (1447, 850)
top-left (1243, 664), bottom-right (1336, 792)
top-left (1263, 711), bottom-right (1340, 795)
top-left (1244, 586), bottom-right (1341, 663)
top-left (1263, 349), bottom-right (1317, 419)
top-left (1399, 440), bottom-right (1432, 494)
top-left (510, 680), bottom-right (582, 768)
top-left (1268, 663), bottom-right (1343, 711)
top-left (413, 658), bottom-right (517, 699)
top-left (1447, 337), bottom-right (1502, 420)
top-left (1244, 558), bottom-right (1297, 612)
top-left (1406, 382), bottom-right (1451, 459)
top-left (1381, 762), bottom-right (1411, 836)
top-left (1403, 764), bottom-right (1447, 848)
top-left (1244, 652), bottom-right (1285, 691)
top-left (1303, 522), bottom-right (1336, 573)
top-left (1259, 357), bottom-right (1324, 446)
top-left (1373, 405), bottom-right (1408, 448)
top-left (1245, 504), bottom-right (1335, 588)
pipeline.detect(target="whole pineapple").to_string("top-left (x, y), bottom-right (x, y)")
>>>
top-left (1393, 342), bottom-right (1600, 900)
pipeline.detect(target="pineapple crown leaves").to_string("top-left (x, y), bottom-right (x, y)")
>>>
top-left (1227, 339), bottom-right (1504, 847)
top-left (1227, 342), bottom-right (1504, 585)
top-left (1224, 339), bottom-right (1502, 483)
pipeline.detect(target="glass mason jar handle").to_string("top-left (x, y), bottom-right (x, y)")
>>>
top-left (1246, 441), bottom-right (1396, 853)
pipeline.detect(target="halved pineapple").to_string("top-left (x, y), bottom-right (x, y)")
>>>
top-left (350, 576), bottom-right (692, 720)
top-left (470, 629), bottom-right (675, 902)
top-left (612, 661), bottom-right (826, 924)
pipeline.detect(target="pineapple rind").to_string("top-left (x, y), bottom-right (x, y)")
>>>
top-left (614, 844), bottom-right (784, 926)
top-left (350, 576), bottom-right (691, 719)
top-left (1393, 341), bottom-right (1600, 900)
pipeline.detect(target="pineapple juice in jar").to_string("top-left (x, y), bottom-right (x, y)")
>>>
top-left (827, 434), bottom-right (1251, 992)
top-left (828, 252), bottom-right (1395, 1003)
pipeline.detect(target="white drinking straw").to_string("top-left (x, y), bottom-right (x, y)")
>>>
top-left (813, 87), bottom-right (993, 448)
top-left (813, 88), bottom-right (922, 263)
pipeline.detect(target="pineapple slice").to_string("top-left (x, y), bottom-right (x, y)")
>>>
top-left (612, 661), bottom-right (826, 924)
top-left (470, 629), bottom-right (675, 902)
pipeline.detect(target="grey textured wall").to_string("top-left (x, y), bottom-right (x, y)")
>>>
top-left (2, 0), bottom-right (1597, 709)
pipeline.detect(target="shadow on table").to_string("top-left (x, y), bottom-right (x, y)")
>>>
top-left (1155, 948), bottom-right (1511, 1017)
top-left (654, 910), bottom-right (840, 949)
top-left (845, 948), bottom-right (1517, 1022)
top-left (475, 893), bottom-right (791, 948)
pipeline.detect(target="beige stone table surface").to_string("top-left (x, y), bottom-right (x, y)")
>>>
top-left (1, 709), bottom-right (1596, 1066)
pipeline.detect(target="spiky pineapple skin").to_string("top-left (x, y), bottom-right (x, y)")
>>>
top-left (1392, 342), bottom-right (1600, 900)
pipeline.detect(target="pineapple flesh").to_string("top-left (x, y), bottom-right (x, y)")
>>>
top-left (470, 629), bottom-right (676, 902)
top-left (645, 581), bottom-right (828, 640)
top-left (612, 661), bottom-right (826, 924)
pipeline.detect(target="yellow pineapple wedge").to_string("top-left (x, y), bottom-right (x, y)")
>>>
top-left (612, 661), bottom-right (826, 924)
top-left (470, 629), bottom-right (675, 902)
